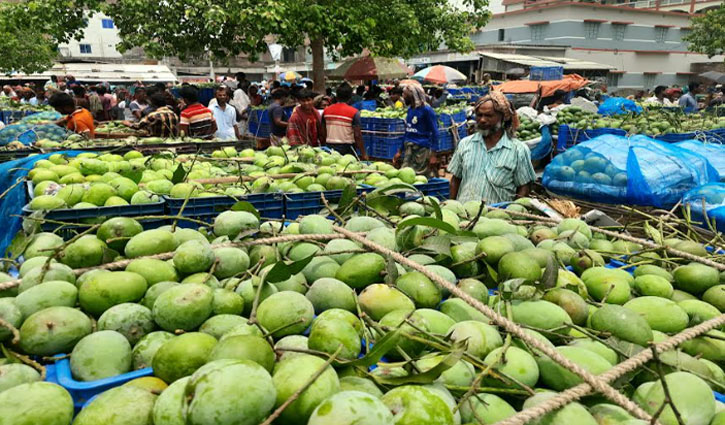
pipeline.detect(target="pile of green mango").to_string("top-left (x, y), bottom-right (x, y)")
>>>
top-left (2, 196), bottom-right (724, 425)
top-left (518, 115), bottom-right (543, 141)
top-left (25, 145), bottom-right (429, 213)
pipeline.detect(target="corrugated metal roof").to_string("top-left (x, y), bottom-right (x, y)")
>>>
top-left (2, 63), bottom-right (178, 82)
top-left (477, 52), bottom-right (562, 67)
top-left (534, 56), bottom-right (616, 70)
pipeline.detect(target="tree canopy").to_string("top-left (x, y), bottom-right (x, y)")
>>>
top-left (0, 0), bottom-right (102, 74)
top-left (103, 0), bottom-right (491, 90)
top-left (0, 0), bottom-right (491, 86)
top-left (684, 4), bottom-right (725, 59)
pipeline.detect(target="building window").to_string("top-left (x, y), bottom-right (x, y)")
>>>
top-left (79, 44), bottom-right (92, 54)
top-left (282, 47), bottom-right (296, 63)
top-left (101, 18), bottom-right (114, 29)
top-left (612, 24), bottom-right (626, 41)
top-left (654, 26), bottom-right (668, 43)
top-left (584, 22), bottom-right (600, 39)
top-left (607, 73), bottom-right (621, 88)
top-left (531, 24), bottom-right (546, 42)
top-left (643, 74), bottom-right (656, 89)
top-left (498, 29), bottom-right (505, 41)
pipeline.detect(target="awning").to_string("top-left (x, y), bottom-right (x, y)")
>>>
top-left (533, 56), bottom-right (616, 71)
top-left (478, 52), bottom-right (562, 68)
top-left (1, 62), bottom-right (178, 83)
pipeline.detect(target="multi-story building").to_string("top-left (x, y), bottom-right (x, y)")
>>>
top-left (410, 0), bottom-right (723, 92)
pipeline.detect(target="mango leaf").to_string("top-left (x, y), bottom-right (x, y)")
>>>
top-left (423, 196), bottom-right (443, 221)
top-left (265, 254), bottom-right (315, 283)
top-left (371, 183), bottom-right (419, 196)
top-left (484, 262), bottom-right (499, 283)
top-left (643, 222), bottom-right (663, 245)
top-left (121, 168), bottom-right (143, 184)
top-left (397, 217), bottom-right (458, 236)
top-left (500, 278), bottom-right (527, 294)
top-left (421, 235), bottom-right (452, 257)
top-left (5, 230), bottom-right (30, 260)
top-left (367, 194), bottom-right (404, 214)
top-left (231, 201), bottom-right (260, 219)
top-left (343, 329), bottom-right (402, 368)
top-left (373, 343), bottom-right (465, 385)
top-left (540, 255), bottom-right (558, 289)
top-left (171, 164), bottom-right (187, 184)
top-left (336, 182), bottom-right (357, 214)
top-left (384, 256), bottom-right (399, 286)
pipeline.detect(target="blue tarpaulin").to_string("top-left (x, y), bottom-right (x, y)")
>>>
top-left (0, 151), bottom-right (86, 255)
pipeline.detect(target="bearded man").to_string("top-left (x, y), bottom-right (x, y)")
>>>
top-left (447, 92), bottom-right (536, 204)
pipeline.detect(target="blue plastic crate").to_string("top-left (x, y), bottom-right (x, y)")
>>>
top-left (164, 192), bottom-right (284, 222)
top-left (433, 129), bottom-right (454, 152)
top-left (284, 186), bottom-right (375, 219)
top-left (23, 181), bottom-right (165, 223)
top-left (361, 117), bottom-right (406, 133)
top-left (555, 125), bottom-right (627, 151)
top-left (365, 135), bottom-right (403, 159)
top-left (529, 66), bottom-right (564, 81)
top-left (45, 355), bottom-right (153, 411)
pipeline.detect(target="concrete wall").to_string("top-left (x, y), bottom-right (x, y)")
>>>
top-left (59, 13), bottom-right (123, 59)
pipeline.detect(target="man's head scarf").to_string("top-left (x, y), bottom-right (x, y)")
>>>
top-left (402, 83), bottom-right (428, 108)
top-left (475, 91), bottom-right (520, 138)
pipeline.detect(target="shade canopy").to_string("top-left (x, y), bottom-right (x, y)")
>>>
top-left (329, 56), bottom-right (412, 81)
top-left (700, 71), bottom-right (725, 84)
top-left (413, 65), bottom-right (467, 84)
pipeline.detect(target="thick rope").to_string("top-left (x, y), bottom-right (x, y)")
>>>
top-left (490, 207), bottom-right (725, 271)
top-left (332, 225), bottom-right (659, 424)
top-left (0, 232), bottom-right (353, 292)
top-left (496, 314), bottom-right (725, 425)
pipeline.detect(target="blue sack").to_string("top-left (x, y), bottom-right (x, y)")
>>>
top-left (675, 140), bottom-right (725, 182)
top-left (543, 134), bottom-right (718, 207)
top-left (597, 97), bottom-right (642, 116)
top-left (682, 183), bottom-right (725, 232)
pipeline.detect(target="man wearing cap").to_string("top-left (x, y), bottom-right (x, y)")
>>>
top-left (448, 92), bottom-right (536, 204)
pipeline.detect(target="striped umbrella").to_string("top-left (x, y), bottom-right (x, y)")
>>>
top-left (278, 71), bottom-right (302, 82)
top-left (329, 56), bottom-right (412, 81)
top-left (413, 65), bottom-right (467, 84)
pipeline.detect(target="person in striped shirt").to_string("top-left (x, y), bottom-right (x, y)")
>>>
top-left (179, 85), bottom-right (216, 139)
top-left (321, 83), bottom-right (367, 159)
top-left (447, 92), bottom-right (536, 204)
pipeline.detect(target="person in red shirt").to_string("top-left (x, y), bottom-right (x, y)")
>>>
top-left (49, 92), bottom-right (95, 139)
top-left (321, 83), bottom-right (367, 159)
top-left (286, 89), bottom-right (323, 147)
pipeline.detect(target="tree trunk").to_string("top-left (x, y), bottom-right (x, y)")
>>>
top-left (310, 38), bottom-right (326, 94)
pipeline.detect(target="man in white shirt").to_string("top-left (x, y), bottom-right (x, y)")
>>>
top-left (644, 86), bottom-right (672, 106)
top-left (210, 86), bottom-right (240, 140)
top-left (233, 72), bottom-right (251, 135)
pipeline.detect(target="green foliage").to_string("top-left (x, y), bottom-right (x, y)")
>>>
top-left (103, 0), bottom-right (491, 72)
top-left (0, 0), bottom-right (102, 74)
top-left (684, 4), bottom-right (725, 58)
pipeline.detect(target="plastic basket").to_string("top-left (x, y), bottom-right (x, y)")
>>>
top-left (395, 178), bottom-right (450, 200)
top-left (45, 355), bottom-right (153, 411)
top-left (284, 186), bottom-right (374, 219)
top-left (365, 135), bottom-right (403, 159)
top-left (164, 192), bottom-right (285, 226)
top-left (555, 125), bottom-right (627, 151)
top-left (361, 117), bottom-right (406, 133)
top-left (433, 129), bottom-right (454, 152)
top-left (529, 66), bottom-right (564, 81)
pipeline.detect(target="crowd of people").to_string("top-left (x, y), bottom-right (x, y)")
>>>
top-left (631, 81), bottom-right (725, 112)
